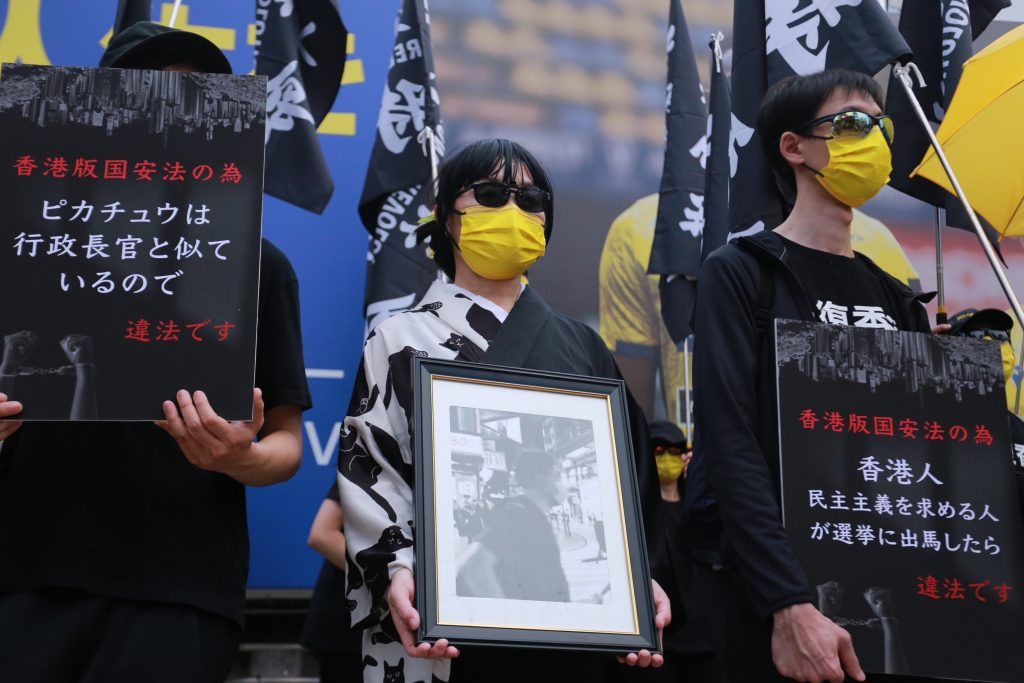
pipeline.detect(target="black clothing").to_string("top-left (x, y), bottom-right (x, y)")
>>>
top-left (457, 288), bottom-right (663, 680)
top-left (691, 562), bottom-right (784, 682)
top-left (477, 495), bottom-right (570, 602)
top-left (0, 587), bottom-right (241, 683)
top-left (683, 230), bottom-right (931, 622)
top-left (479, 286), bottom-right (666, 582)
top-left (457, 287), bottom-right (665, 679)
top-left (0, 239), bottom-right (311, 626)
top-left (302, 482), bottom-right (362, 683)
top-left (775, 235), bottom-right (903, 329)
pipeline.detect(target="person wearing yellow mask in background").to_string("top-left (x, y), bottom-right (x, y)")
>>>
top-left (338, 139), bottom-right (670, 683)
top-left (599, 199), bottom-right (920, 435)
top-left (619, 421), bottom-right (724, 683)
top-left (944, 308), bottom-right (1024, 524)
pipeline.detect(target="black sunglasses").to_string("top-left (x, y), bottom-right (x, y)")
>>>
top-left (966, 329), bottom-right (1010, 342)
top-left (462, 181), bottom-right (551, 214)
top-left (797, 110), bottom-right (895, 146)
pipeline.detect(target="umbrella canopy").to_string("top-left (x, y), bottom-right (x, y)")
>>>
top-left (913, 23), bottom-right (1024, 236)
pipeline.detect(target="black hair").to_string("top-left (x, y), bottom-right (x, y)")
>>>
top-left (416, 138), bottom-right (554, 279)
top-left (757, 69), bottom-right (884, 202)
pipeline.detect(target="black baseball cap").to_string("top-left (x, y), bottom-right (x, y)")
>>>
top-left (947, 308), bottom-right (1014, 336)
top-left (100, 21), bottom-right (232, 74)
top-left (649, 420), bottom-right (686, 449)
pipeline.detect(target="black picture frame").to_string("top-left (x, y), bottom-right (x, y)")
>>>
top-left (412, 356), bottom-right (658, 654)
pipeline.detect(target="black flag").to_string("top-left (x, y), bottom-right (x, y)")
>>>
top-left (970, 0), bottom-right (1012, 36)
top-left (113, 0), bottom-right (149, 37)
top-left (649, 0), bottom-right (708, 280)
top-left (729, 0), bottom-right (912, 237)
top-left (255, 0), bottom-right (347, 214)
top-left (650, 0), bottom-right (707, 344)
top-left (887, 0), bottom-right (1009, 243)
top-left (700, 33), bottom-right (732, 264)
top-left (359, 0), bottom-right (443, 335)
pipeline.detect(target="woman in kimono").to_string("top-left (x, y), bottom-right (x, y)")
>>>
top-left (339, 139), bottom-right (669, 683)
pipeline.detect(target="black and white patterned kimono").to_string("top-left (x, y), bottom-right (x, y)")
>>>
top-left (339, 281), bottom-right (663, 683)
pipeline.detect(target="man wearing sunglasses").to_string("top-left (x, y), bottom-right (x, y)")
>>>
top-left (684, 70), bottom-right (932, 683)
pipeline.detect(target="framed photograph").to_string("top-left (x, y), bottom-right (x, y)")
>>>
top-left (411, 357), bottom-right (658, 654)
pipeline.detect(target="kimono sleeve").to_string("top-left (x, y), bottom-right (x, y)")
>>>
top-left (338, 327), bottom-right (418, 628)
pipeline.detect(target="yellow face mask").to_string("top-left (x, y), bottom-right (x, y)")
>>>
top-left (656, 453), bottom-right (685, 484)
top-left (811, 126), bottom-right (892, 208)
top-left (456, 204), bottom-right (546, 280)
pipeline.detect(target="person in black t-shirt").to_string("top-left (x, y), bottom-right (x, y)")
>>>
top-left (0, 23), bottom-right (311, 683)
top-left (684, 70), bottom-right (932, 683)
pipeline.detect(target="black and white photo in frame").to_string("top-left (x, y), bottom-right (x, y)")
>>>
top-left (412, 357), bottom-right (658, 654)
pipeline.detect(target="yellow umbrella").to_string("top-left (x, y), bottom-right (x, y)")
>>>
top-left (912, 23), bottom-right (1024, 236)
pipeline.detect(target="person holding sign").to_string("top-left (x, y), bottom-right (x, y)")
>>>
top-left (0, 23), bottom-right (310, 683)
top-left (338, 138), bottom-right (669, 683)
top-left (683, 70), bottom-right (932, 683)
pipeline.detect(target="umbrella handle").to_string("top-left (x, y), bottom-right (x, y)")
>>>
top-left (893, 63), bottom-right (1024, 346)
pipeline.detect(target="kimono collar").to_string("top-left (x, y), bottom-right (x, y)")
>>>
top-left (448, 282), bottom-right (524, 323)
top-left (482, 285), bottom-right (553, 368)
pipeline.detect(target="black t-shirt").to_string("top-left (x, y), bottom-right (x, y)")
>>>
top-left (779, 235), bottom-right (903, 330)
top-left (0, 239), bottom-right (311, 624)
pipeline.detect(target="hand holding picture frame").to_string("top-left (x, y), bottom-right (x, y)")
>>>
top-left (411, 357), bottom-right (658, 654)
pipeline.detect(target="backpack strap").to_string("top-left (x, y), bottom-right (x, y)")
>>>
top-left (734, 237), bottom-right (780, 337)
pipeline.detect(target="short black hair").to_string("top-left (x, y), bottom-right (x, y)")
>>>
top-left (757, 69), bottom-right (884, 202)
top-left (417, 138), bottom-right (554, 279)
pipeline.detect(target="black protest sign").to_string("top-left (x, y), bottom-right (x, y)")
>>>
top-left (0, 64), bottom-right (266, 421)
top-left (776, 320), bottom-right (1024, 682)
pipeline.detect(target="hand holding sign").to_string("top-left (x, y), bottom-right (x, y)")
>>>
top-left (156, 388), bottom-right (265, 481)
top-left (0, 332), bottom-right (31, 438)
top-left (0, 393), bottom-right (23, 441)
top-left (772, 602), bottom-right (865, 683)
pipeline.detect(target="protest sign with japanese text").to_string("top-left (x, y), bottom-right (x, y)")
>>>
top-left (777, 320), bottom-right (1024, 682)
top-left (0, 64), bottom-right (266, 420)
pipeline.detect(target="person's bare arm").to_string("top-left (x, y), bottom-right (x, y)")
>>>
top-left (308, 497), bottom-right (347, 570)
top-left (156, 389), bottom-right (303, 486)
